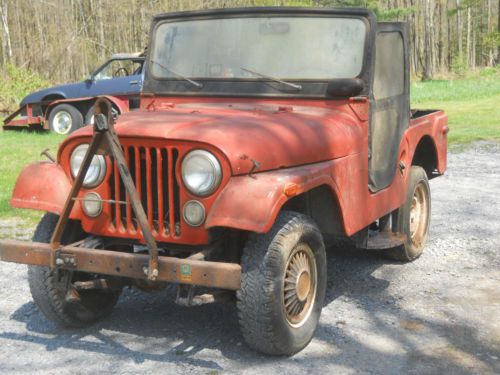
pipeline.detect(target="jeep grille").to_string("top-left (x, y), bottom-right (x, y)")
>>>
top-left (108, 145), bottom-right (182, 239)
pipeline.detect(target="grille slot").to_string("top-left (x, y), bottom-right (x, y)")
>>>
top-left (109, 145), bottom-right (181, 238)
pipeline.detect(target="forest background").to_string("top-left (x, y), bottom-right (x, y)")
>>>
top-left (0, 0), bottom-right (498, 88)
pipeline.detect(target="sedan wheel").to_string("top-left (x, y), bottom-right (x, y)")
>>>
top-left (52, 110), bottom-right (72, 134)
top-left (48, 104), bottom-right (84, 135)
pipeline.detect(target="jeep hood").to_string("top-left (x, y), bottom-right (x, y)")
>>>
top-left (69, 103), bottom-right (364, 175)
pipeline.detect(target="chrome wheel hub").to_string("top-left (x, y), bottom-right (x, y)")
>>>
top-left (283, 244), bottom-right (317, 327)
top-left (53, 111), bottom-right (72, 134)
top-left (409, 182), bottom-right (429, 246)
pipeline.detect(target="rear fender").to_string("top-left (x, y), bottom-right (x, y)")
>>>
top-left (10, 162), bottom-right (81, 218)
top-left (206, 160), bottom-right (343, 233)
top-left (406, 111), bottom-right (448, 174)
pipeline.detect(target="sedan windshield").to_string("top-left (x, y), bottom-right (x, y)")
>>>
top-left (151, 16), bottom-right (366, 81)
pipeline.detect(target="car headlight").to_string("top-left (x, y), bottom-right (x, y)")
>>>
top-left (183, 200), bottom-right (206, 227)
top-left (70, 144), bottom-right (106, 187)
top-left (181, 150), bottom-right (222, 196)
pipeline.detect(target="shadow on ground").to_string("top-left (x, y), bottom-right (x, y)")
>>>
top-left (1, 241), bottom-right (498, 374)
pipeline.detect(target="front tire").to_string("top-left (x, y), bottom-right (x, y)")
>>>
top-left (237, 211), bottom-right (327, 356)
top-left (48, 104), bottom-right (83, 135)
top-left (28, 213), bottom-right (121, 327)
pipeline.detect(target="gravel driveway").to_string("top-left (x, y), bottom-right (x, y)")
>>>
top-left (0, 142), bottom-right (499, 375)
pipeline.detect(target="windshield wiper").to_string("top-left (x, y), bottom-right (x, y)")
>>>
top-left (151, 60), bottom-right (203, 89)
top-left (240, 67), bottom-right (302, 91)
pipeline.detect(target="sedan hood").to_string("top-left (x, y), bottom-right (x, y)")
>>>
top-left (70, 102), bottom-right (364, 175)
top-left (20, 82), bottom-right (82, 106)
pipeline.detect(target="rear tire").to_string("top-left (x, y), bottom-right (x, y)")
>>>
top-left (48, 104), bottom-right (83, 135)
top-left (28, 213), bottom-right (121, 327)
top-left (237, 211), bottom-right (327, 356)
top-left (384, 166), bottom-right (431, 262)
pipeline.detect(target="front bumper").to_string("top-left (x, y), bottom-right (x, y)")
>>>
top-left (0, 239), bottom-right (241, 290)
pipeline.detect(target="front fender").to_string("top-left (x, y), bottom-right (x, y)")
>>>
top-left (10, 162), bottom-right (81, 218)
top-left (206, 160), bottom-right (338, 233)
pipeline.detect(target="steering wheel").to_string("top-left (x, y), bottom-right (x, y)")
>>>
top-left (113, 67), bottom-right (129, 77)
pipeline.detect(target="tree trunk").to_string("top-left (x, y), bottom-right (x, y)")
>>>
top-left (447, 1), bottom-right (452, 69)
top-left (422, 0), bottom-right (433, 80)
top-left (457, 0), bottom-right (463, 61)
top-left (466, 6), bottom-right (471, 69)
top-left (486, 0), bottom-right (495, 66)
top-left (497, 0), bottom-right (500, 63)
top-left (98, 0), bottom-right (105, 61)
top-left (0, 0), bottom-right (13, 63)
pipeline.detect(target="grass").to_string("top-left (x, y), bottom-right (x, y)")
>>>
top-left (411, 68), bottom-right (500, 144)
top-left (0, 70), bottom-right (499, 225)
top-left (0, 64), bottom-right (51, 111)
top-left (0, 130), bottom-right (64, 226)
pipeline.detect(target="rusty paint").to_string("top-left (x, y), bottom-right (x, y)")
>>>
top-left (0, 239), bottom-right (241, 290)
top-left (44, 96), bottom-right (131, 123)
top-left (47, 98), bottom-right (161, 280)
top-left (103, 125), bottom-right (160, 280)
top-left (50, 131), bottom-right (105, 250)
top-left (10, 162), bottom-right (83, 219)
top-left (64, 98), bottom-right (366, 176)
top-left (10, 97), bottom-right (447, 241)
top-left (347, 96), bottom-right (369, 121)
top-left (3, 95), bottom-right (132, 130)
top-left (3, 106), bottom-right (25, 126)
top-left (48, 136), bottom-right (231, 245)
top-left (2, 105), bottom-right (44, 128)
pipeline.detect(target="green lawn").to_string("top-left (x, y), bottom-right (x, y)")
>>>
top-left (0, 130), bottom-right (64, 226)
top-left (0, 71), bottom-right (499, 225)
top-left (411, 69), bottom-right (500, 144)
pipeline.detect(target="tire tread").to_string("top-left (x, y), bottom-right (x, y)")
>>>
top-left (236, 211), bottom-right (325, 355)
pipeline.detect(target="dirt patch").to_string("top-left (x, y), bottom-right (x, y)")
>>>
top-left (399, 319), bottom-right (425, 332)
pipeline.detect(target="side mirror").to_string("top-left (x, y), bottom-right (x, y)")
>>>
top-left (85, 75), bottom-right (94, 83)
top-left (326, 78), bottom-right (365, 98)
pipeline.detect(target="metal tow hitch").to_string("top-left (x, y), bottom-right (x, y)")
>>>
top-left (48, 97), bottom-right (160, 281)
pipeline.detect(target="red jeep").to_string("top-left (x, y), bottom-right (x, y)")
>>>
top-left (0, 7), bottom-right (447, 356)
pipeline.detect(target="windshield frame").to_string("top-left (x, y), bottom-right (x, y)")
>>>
top-left (143, 7), bottom-right (376, 98)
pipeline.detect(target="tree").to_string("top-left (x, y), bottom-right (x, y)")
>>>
top-left (0, 0), bottom-right (498, 84)
top-left (0, 0), bottom-right (12, 64)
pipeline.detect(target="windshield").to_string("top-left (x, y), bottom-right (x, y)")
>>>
top-left (151, 16), bottom-right (366, 81)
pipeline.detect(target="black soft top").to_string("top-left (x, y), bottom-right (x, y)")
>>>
top-left (152, 6), bottom-right (375, 21)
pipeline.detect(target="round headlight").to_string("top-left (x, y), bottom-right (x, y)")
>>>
top-left (183, 200), bottom-right (206, 227)
top-left (82, 192), bottom-right (103, 217)
top-left (181, 150), bottom-right (222, 196)
top-left (70, 144), bottom-right (106, 188)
